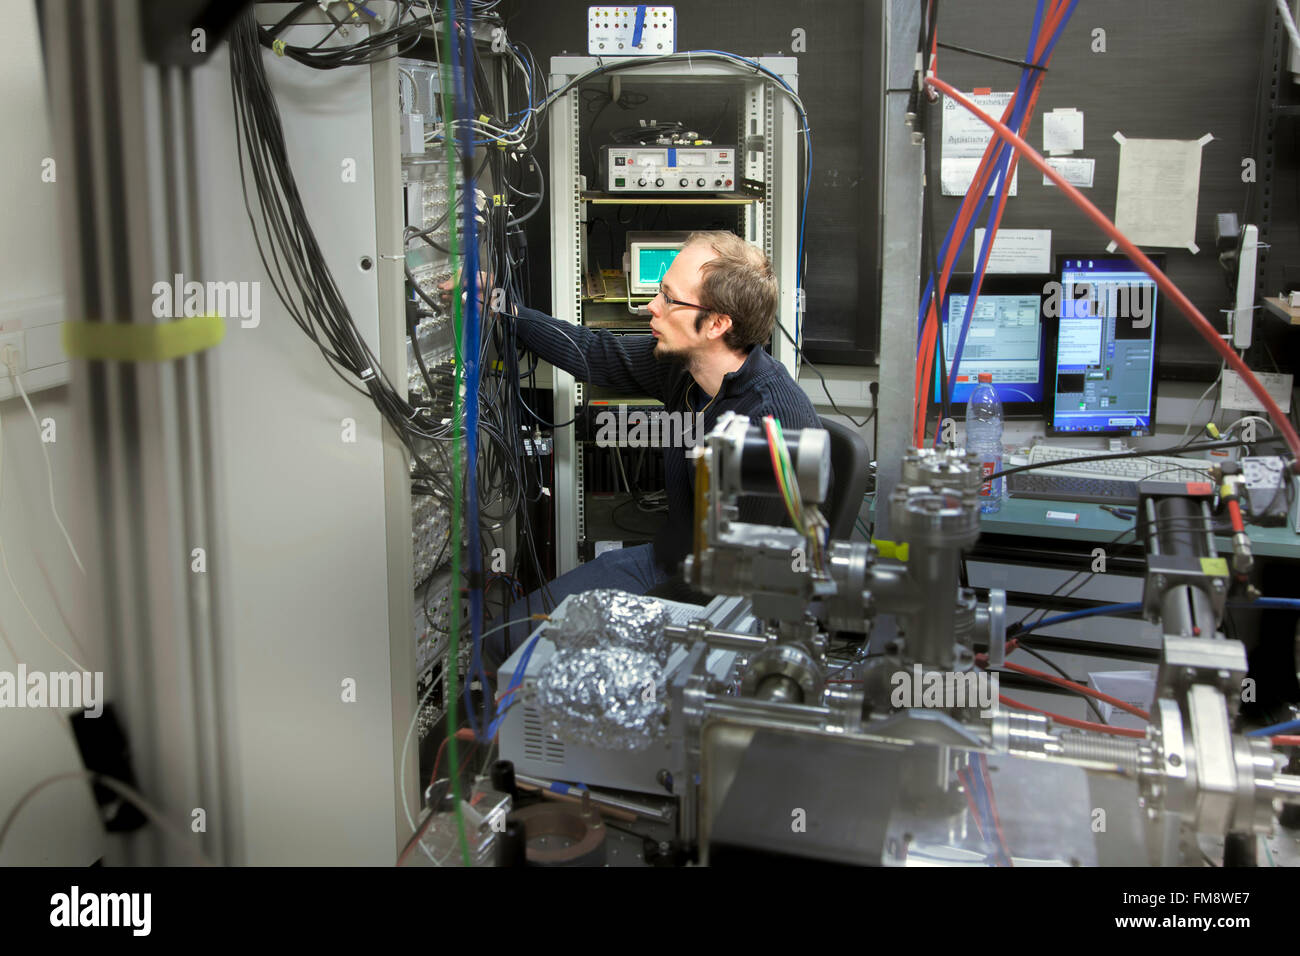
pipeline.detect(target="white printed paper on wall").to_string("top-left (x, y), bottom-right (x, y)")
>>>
top-left (1043, 156), bottom-right (1095, 188)
top-left (941, 90), bottom-right (1019, 196)
top-left (1110, 132), bottom-right (1213, 253)
top-left (1043, 108), bottom-right (1084, 155)
top-left (1221, 369), bottom-right (1294, 413)
top-left (972, 228), bottom-right (1052, 274)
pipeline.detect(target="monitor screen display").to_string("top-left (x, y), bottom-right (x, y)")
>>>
top-left (932, 275), bottom-right (1048, 419)
top-left (1050, 256), bottom-right (1160, 436)
top-left (938, 291), bottom-right (1046, 408)
top-left (636, 247), bottom-right (680, 291)
top-left (626, 231), bottom-right (693, 297)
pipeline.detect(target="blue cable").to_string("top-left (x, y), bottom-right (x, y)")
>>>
top-left (945, 1), bottom-right (1070, 413)
top-left (484, 633), bottom-right (541, 740)
top-left (1247, 718), bottom-right (1300, 738)
top-left (452, 0), bottom-right (490, 738)
top-left (942, 0), bottom-right (1080, 400)
top-left (432, 44), bottom-right (537, 146)
top-left (1015, 602), bottom-right (1143, 636)
top-left (1017, 596), bottom-right (1298, 640)
top-left (972, 754), bottom-right (1014, 866)
top-left (966, 760), bottom-right (993, 829)
top-left (917, 73), bottom-right (1026, 361)
top-left (924, 1), bottom-right (1080, 439)
top-left (1232, 598), bottom-right (1300, 611)
top-left (963, 757), bottom-right (1005, 865)
top-left (1010, 591), bottom-right (1300, 738)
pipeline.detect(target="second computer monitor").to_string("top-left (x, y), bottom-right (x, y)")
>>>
top-left (937, 274), bottom-right (1049, 418)
top-left (1049, 254), bottom-right (1163, 437)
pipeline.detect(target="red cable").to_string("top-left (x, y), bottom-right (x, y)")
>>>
top-left (1000, 660), bottom-right (1151, 721)
top-left (956, 767), bottom-right (987, 839)
top-left (914, 126), bottom-right (1020, 442)
top-left (430, 736), bottom-right (449, 785)
top-left (915, 2), bottom-right (1069, 444)
top-left (976, 755), bottom-right (1013, 867)
top-left (430, 726), bottom-right (475, 788)
top-left (916, 92), bottom-right (1025, 437)
top-left (920, 0), bottom-right (1068, 431)
top-left (1227, 498), bottom-right (1245, 534)
top-left (925, 74), bottom-right (1300, 468)
top-left (1272, 735), bottom-right (1300, 746)
top-left (929, 26), bottom-right (938, 75)
top-left (401, 735), bottom-right (480, 867)
top-left (999, 694), bottom-right (1148, 738)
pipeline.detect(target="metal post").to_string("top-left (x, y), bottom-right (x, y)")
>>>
top-left (873, 0), bottom-right (925, 547)
top-left (38, 0), bottom-right (226, 864)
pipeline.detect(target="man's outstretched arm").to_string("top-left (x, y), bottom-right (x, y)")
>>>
top-left (514, 306), bottom-right (670, 401)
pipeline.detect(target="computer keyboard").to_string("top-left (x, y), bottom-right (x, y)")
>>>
top-left (1006, 471), bottom-right (1140, 505)
top-left (1025, 443), bottom-right (1212, 483)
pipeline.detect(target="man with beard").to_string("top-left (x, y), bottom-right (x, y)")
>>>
top-left (484, 230), bottom-right (823, 672)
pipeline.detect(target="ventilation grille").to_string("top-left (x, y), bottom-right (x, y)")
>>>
top-left (522, 704), bottom-right (565, 764)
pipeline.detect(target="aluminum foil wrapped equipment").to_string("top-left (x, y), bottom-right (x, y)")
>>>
top-left (533, 590), bottom-right (670, 751)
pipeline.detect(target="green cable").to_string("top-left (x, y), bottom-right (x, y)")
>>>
top-left (772, 418), bottom-right (806, 534)
top-left (440, 0), bottom-right (471, 868)
top-left (764, 418), bottom-right (800, 529)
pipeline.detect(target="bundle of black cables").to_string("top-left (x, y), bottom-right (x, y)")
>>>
top-left (259, 1), bottom-right (433, 69)
top-left (229, 10), bottom-right (450, 485)
top-left (231, 7), bottom-right (553, 616)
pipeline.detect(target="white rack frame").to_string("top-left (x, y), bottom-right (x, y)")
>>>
top-left (545, 55), bottom-right (801, 573)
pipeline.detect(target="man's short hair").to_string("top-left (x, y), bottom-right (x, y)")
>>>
top-left (685, 231), bottom-right (778, 351)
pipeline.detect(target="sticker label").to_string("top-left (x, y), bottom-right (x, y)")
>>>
top-left (1200, 557), bottom-right (1229, 577)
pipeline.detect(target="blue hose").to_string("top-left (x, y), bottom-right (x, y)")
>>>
top-left (1015, 602), bottom-right (1143, 636)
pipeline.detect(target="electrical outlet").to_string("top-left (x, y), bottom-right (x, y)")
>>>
top-left (0, 332), bottom-right (25, 378)
top-left (0, 297), bottom-right (66, 396)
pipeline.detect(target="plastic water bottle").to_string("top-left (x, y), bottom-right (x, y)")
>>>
top-left (965, 373), bottom-right (1004, 514)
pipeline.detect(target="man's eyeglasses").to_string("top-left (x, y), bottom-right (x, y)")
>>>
top-left (657, 285), bottom-right (707, 312)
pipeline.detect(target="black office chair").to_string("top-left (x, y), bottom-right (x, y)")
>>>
top-left (819, 417), bottom-right (871, 541)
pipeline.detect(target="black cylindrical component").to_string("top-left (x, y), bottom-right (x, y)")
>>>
top-left (1278, 802), bottom-right (1300, 829)
top-left (496, 820), bottom-right (527, 867)
top-left (739, 431), bottom-right (790, 496)
top-left (491, 759), bottom-right (517, 798)
top-left (736, 425), bottom-right (829, 503)
top-left (1282, 754), bottom-right (1300, 828)
top-left (1222, 831), bottom-right (1257, 867)
top-left (1153, 496), bottom-right (1207, 558)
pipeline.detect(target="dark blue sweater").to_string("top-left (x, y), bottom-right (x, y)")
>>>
top-left (514, 306), bottom-right (824, 571)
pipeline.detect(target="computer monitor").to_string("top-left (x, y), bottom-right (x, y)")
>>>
top-left (934, 274), bottom-right (1049, 419)
top-left (626, 231), bottom-right (691, 297)
top-left (1048, 254), bottom-right (1163, 437)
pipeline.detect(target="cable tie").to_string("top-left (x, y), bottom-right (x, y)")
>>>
top-left (359, 366), bottom-right (375, 381)
top-left (272, 38), bottom-right (287, 56)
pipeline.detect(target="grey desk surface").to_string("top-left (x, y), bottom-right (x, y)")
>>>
top-left (976, 497), bottom-right (1300, 560)
top-left (870, 496), bottom-right (1300, 560)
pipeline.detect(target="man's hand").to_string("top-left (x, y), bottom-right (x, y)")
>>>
top-left (438, 270), bottom-right (509, 315)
